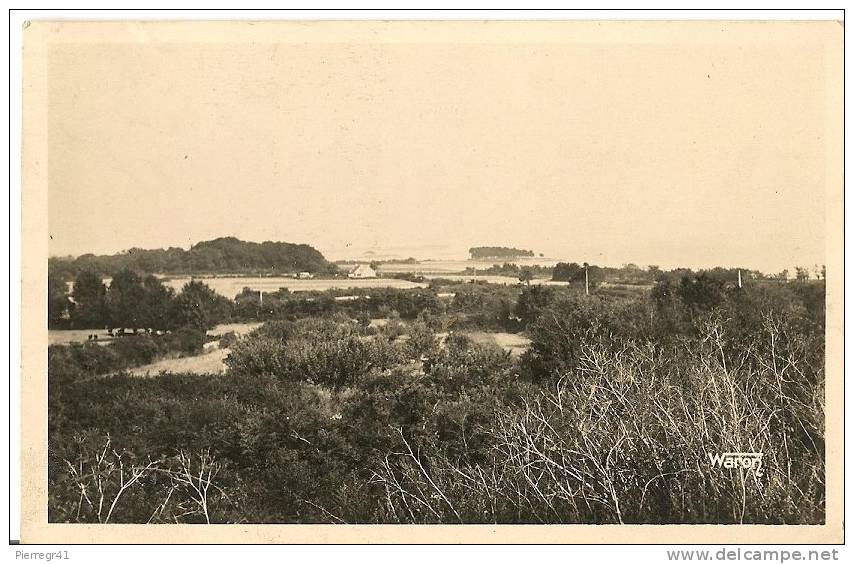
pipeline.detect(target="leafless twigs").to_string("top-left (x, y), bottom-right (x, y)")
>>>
top-left (370, 314), bottom-right (823, 523)
top-left (61, 437), bottom-right (229, 524)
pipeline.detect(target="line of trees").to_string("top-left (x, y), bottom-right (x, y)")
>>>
top-left (468, 246), bottom-right (535, 259)
top-left (465, 263), bottom-right (553, 278)
top-left (48, 237), bottom-right (336, 280)
top-left (551, 262), bottom-right (603, 287)
top-left (552, 262), bottom-right (826, 286)
top-left (49, 268), bottom-right (233, 331)
top-left (232, 286), bottom-right (444, 322)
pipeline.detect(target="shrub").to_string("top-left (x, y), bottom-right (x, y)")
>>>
top-left (381, 317), bottom-right (406, 341)
top-left (48, 325), bottom-right (208, 382)
top-left (404, 321), bottom-right (440, 360)
top-left (109, 335), bottom-right (162, 365)
top-left (423, 333), bottom-right (513, 394)
top-left (219, 331), bottom-right (239, 349)
top-left (162, 326), bottom-right (206, 356)
top-left (226, 318), bottom-right (406, 388)
top-left (48, 338), bottom-right (156, 381)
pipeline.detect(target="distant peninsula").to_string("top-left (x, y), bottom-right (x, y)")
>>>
top-left (469, 246), bottom-right (536, 260)
top-left (49, 237), bottom-right (336, 278)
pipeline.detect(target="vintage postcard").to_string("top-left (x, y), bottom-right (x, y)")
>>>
top-left (19, 19), bottom-right (843, 544)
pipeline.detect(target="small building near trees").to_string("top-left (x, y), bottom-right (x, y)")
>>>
top-left (348, 264), bottom-right (377, 279)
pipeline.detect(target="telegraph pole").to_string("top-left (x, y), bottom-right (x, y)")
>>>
top-left (584, 263), bottom-right (589, 296)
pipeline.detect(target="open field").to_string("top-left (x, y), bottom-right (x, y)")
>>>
top-left (102, 324), bottom-right (258, 377)
top-left (464, 331), bottom-right (531, 357)
top-left (49, 322), bottom-right (261, 346)
top-left (123, 325), bottom-right (530, 376)
top-left (423, 274), bottom-right (567, 286)
top-left (127, 347), bottom-right (231, 377)
top-left (373, 258), bottom-right (560, 274)
top-left (206, 322), bottom-right (262, 336)
top-left (434, 331), bottom-right (531, 357)
top-left (160, 276), bottom-right (427, 298)
top-left (48, 329), bottom-right (115, 346)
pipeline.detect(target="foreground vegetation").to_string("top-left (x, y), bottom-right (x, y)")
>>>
top-left (47, 270), bottom-right (825, 524)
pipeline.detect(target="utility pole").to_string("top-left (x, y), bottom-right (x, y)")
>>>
top-left (584, 263), bottom-right (589, 296)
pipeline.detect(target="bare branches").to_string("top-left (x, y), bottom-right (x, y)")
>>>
top-left (368, 312), bottom-right (823, 524)
top-left (61, 434), bottom-right (158, 524)
top-left (154, 449), bottom-right (222, 524)
top-left (60, 437), bottom-right (228, 524)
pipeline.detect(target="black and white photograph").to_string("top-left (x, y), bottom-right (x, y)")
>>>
top-left (16, 14), bottom-right (844, 545)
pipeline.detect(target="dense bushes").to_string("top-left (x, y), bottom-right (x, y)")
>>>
top-left (219, 331), bottom-right (239, 348)
top-left (48, 277), bottom-right (826, 525)
top-left (446, 284), bottom-right (520, 331)
top-left (164, 326), bottom-right (207, 356)
top-left (226, 318), bottom-right (406, 388)
top-left (49, 327), bottom-right (207, 382)
top-left (51, 269), bottom-right (233, 331)
top-left (48, 334), bottom-right (524, 524)
top-left (377, 315), bottom-right (824, 524)
top-left (232, 287), bottom-right (443, 323)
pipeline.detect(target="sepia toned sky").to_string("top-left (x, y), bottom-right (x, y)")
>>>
top-left (46, 22), bottom-right (840, 272)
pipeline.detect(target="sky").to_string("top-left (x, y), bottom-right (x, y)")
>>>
top-left (46, 22), bottom-right (839, 273)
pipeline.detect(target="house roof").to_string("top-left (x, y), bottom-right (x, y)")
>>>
top-left (349, 264), bottom-right (374, 272)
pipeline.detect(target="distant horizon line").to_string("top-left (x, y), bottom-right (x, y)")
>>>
top-left (47, 235), bottom-right (824, 277)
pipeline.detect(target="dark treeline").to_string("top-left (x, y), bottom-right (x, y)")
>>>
top-left (465, 263), bottom-right (553, 278)
top-left (230, 282), bottom-right (525, 332)
top-left (457, 262), bottom-right (824, 290)
top-left (49, 259), bottom-right (825, 334)
top-left (469, 246), bottom-right (535, 259)
top-left (49, 237), bottom-right (336, 280)
top-left (552, 262), bottom-right (825, 286)
top-left (49, 268), bottom-right (233, 331)
top-left (233, 286), bottom-right (443, 323)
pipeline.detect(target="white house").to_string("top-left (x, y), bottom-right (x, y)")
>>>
top-left (348, 264), bottom-right (377, 279)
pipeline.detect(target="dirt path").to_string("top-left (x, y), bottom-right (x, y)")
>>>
top-left (128, 348), bottom-right (231, 377)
